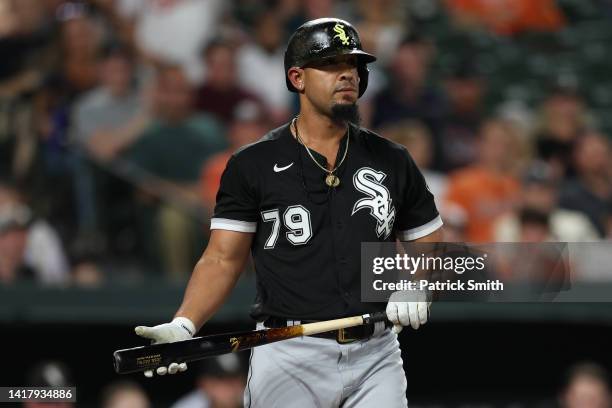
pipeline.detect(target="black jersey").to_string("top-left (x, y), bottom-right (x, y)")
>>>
top-left (211, 122), bottom-right (442, 320)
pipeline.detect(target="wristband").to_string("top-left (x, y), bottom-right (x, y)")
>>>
top-left (172, 317), bottom-right (196, 337)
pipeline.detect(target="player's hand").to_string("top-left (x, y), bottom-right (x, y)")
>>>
top-left (135, 317), bottom-right (195, 377)
top-left (385, 290), bottom-right (431, 333)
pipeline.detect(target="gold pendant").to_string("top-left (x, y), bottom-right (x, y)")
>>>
top-left (325, 174), bottom-right (340, 187)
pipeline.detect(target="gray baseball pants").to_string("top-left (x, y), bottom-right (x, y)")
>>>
top-left (243, 323), bottom-right (408, 407)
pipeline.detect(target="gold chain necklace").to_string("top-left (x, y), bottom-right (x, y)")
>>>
top-left (292, 117), bottom-right (349, 187)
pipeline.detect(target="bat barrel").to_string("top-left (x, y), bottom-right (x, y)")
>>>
top-left (113, 335), bottom-right (234, 374)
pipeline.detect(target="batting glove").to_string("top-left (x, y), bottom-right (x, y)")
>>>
top-left (135, 316), bottom-right (195, 377)
top-left (386, 290), bottom-right (431, 333)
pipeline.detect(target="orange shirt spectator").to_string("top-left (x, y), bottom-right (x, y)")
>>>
top-left (445, 118), bottom-right (523, 242)
top-left (446, 0), bottom-right (565, 35)
top-left (200, 151), bottom-right (232, 207)
top-left (446, 167), bottom-right (520, 242)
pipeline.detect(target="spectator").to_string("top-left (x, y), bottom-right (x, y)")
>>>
top-left (445, 0), bottom-right (566, 36)
top-left (200, 100), bottom-right (268, 208)
top-left (494, 162), bottom-right (599, 242)
top-left (516, 207), bottom-right (552, 242)
top-left (101, 381), bottom-right (151, 408)
top-left (0, 0), bottom-right (57, 186)
top-left (171, 353), bottom-right (246, 408)
top-left (55, 6), bottom-right (104, 99)
top-left (380, 120), bottom-right (447, 207)
top-left (560, 362), bottom-right (611, 408)
top-left (0, 0), bottom-right (52, 120)
top-left (502, 209), bottom-right (571, 299)
top-left (236, 9), bottom-right (290, 124)
top-left (34, 5), bottom-right (103, 138)
top-left (71, 44), bottom-right (141, 160)
top-left (116, 0), bottom-right (225, 83)
top-left (559, 132), bottom-right (612, 237)
top-left (280, 0), bottom-right (351, 34)
top-left (70, 44), bottom-right (142, 240)
top-left (123, 65), bottom-right (226, 190)
top-left (370, 33), bottom-right (445, 134)
top-left (34, 8), bottom-right (105, 241)
top-left (355, 0), bottom-right (407, 66)
top-left (24, 360), bottom-right (74, 408)
top-left (300, 0), bottom-right (340, 21)
top-left (194, 39), bottom-right (263, 124)
top-left (534, 85), bottom-right (591, 179)
top-left (88, 0), bottom-right (135, 47)
top-left (350, 0), bottom-right (404, 108)
top-left (122, 65), bottom-right (226, 278)
top-left (437, 59), bottom-right (487, 171)
top-left (439, 202), bottom-right (468, 242)
top-left (445, 118), bottom-right (521, 242)
top-left (0, 181), bottom-right (70, 286)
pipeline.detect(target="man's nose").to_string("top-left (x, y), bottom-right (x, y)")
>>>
top-left (339, 67), bottom-right (358, 84)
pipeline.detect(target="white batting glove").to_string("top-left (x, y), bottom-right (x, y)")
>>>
top-left (386, 290), bottom-right (431, 333)
top-left (135, 317), bottom-right (195, 377)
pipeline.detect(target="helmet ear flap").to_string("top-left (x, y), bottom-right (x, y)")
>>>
top-left (357, 64), bottom-right (369, 97)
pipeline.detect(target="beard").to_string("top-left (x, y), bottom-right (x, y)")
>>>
top-left (330, 102), bottom-right (360, 125)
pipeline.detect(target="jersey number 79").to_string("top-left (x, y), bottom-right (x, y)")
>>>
top-left (261, 205), bottom-right (313, 249)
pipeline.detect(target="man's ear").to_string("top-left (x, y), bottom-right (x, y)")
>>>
top-left (287, 67), bottom-right (304, 91)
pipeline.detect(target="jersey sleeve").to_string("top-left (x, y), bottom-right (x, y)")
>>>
top-left (394, 151), bottom-right (443, 241)
top-left (210, 154), bottom-right (259, 233)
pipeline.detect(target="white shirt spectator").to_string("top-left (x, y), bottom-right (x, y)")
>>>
top-left (494, 209), bottom-right (600, 243)
top-left (237, 43), bottom-right (290, 113)
top-left (24, 220), bottom-right (70, 285)
top-left (117, 0), bottom-right (224, 83)
top-left (71, 88), bottom-right (141, 144)
top-left (422, 169), bottom-right (447, 209)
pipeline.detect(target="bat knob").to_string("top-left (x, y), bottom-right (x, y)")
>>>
top-left (113, 351), bottom-right (122, 373)
top-left (363, 311), bottom-right (389, 325)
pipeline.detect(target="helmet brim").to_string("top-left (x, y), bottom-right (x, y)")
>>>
top-left (344, 49), bottom-right (377, 64)
top-left (297, 49), bottom-right (377, 68)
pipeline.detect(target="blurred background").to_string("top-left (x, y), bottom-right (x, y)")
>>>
top-left (1, 0), bottom-right (612, 406)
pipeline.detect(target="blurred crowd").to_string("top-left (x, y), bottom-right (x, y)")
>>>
top-left (21, 357), bottom-right (612, 407)
top-left (1, 0), bottom-right (612, 286)
top-left (22, 353), bottom-right (248, 408)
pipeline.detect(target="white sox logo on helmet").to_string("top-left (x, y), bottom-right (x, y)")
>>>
top-left (351, 167), bottom-right (396, 239)
top-left (333, 23), bottom-right (350, 46)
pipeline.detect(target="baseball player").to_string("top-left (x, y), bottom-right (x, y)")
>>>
top-left (134, 18), bottom-right (443, 407)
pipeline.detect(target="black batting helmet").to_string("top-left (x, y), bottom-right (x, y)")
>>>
top-left (284, 18), bottom-right (377, 97)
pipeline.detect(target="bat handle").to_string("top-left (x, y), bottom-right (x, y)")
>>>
top-left (362, 311), bottom-right (389, 325)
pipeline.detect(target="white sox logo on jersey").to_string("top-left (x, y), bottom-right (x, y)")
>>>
top-left (351, 167), bottom-right (396, 239)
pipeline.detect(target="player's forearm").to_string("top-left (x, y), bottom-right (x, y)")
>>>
top-left (174, 253), bottom-right (245, 330)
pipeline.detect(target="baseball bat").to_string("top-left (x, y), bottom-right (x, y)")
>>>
top-left (113, 311), bottom-right (388, 374)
